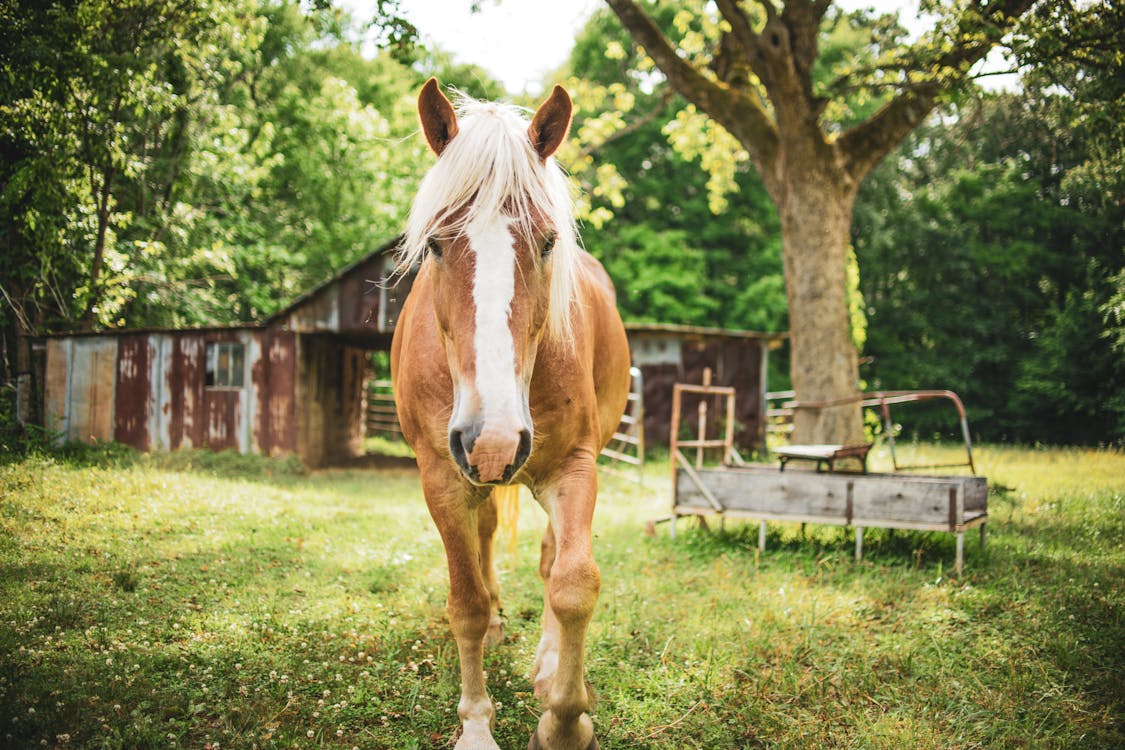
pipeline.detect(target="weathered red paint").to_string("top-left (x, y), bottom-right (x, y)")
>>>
top-left (337, 255), bottom-right (384, 332)
top-left (253, 328), bottom-right (297, 455)
top-left (204, 388), bottom-right (241, 450)
top-left (167, 334), bottom-right (205, 450)
top-left (114, 334), bottom-right (152, 450)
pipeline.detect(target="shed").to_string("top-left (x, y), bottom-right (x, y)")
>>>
top-left (42, 238), bottom-right (412, 467)
top-left (625, 323), bottom-right (786, 453)
top-left (42, 240), bottom-right (786, 464)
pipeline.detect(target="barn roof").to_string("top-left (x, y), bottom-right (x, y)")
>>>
top-left (623, 322), bottom-right (787, 345)
top-left (40, 237), bottom-right (788, 345)
top-left (263, 236), bottom-right (401, 327)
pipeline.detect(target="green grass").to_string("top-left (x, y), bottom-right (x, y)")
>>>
top-left (1, 443), bottom-right (1122, 748)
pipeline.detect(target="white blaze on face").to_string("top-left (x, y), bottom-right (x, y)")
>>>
top-left (466, 215), bottom-right (522, 426)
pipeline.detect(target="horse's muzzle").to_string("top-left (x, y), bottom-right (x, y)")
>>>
top-left (449, 423), bottom-right (532, 485)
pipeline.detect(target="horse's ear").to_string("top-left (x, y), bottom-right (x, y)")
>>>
top-left (528, 85), bottom-right (572, 161)
top-left (418, 78), bottom-right (458, 156)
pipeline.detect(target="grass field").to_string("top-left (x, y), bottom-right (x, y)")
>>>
top-left (1, 442), bottom-right (1122, 749)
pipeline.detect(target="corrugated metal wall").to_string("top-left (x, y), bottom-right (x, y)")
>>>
top-left (41, 245), bottom-right (422, 464)
top-left (294, 334), bottom-right (368, 467)
top-left (44, 329), bottom-right (298, 456)
top-left (44, 337), bottom-right (117, 443)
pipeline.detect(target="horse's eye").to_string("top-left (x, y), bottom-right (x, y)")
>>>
top-left (541, 232), bottom-right (557, 257)
top-left (427, 238), bottom-right (443, 259)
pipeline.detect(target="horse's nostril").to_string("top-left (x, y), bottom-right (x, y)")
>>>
top-left (514, 429), bottom-right (532, 468)
top-left (449, 425), bottom-right (481, 476)
top-left (460, 429), bottom-right (477, 456)
top-left (448, 429), bottom-right (466, 465)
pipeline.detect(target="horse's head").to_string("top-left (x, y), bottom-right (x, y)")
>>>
top-left (402, 79), bottom-right (577, 485)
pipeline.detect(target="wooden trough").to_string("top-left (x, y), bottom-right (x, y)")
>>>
top-left (665, 379), bottom-right (988, 572)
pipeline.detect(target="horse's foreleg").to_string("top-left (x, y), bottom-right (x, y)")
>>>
top-left (532, 522), bottom-right (561, 696)
top-left (530, 462), bottom-right (600, 750)
top-left (424, 475), bottom-right (499, 750)
top-left (477, 492), bottom-right (504, 646)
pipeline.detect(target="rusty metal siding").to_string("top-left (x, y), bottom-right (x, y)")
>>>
top-left (153, 334), bottom-right (173, 450)
top-left (114, 334), bottom-right (153, 449)
top-left (197, 329), bottom-right (250, 452)
top-left (288, 287), bottom-right (340, 332)
top-left (337, 254), bottom-right (383, 332)
top-left (203, 389), bottom-right (242, 450)
top-left (277, 254), bottom-right (404, 336)
top-left (340, 345), bottom-right (368, 457)
top-left (52, 337), bottom-right (117, 444)
top-left (167, 334), bottom-right (205, 449)
top-left (253, 328), bottom-right (296, 456)
top-left (43, 325), bottom-right (298, 458)
top-left (44, 339), bottom-right (70, 438)
top-left (293, 334), bottom-right (367, 467)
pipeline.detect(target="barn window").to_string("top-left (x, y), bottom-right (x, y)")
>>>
top-left (205, 342), bottom-right (245, 388)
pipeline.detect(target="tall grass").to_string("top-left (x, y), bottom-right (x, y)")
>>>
top-left (1, 444), bottom-right (1121, 748)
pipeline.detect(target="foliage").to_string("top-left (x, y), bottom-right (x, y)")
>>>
top-left (3, 0), bottom-right (1122, 446)
top-left (1, 0), bottom-right (435, 339)
top-left (563, 6), bottom-right (787, 335)
top-left (854, 92), bottom-right (1125, 443)
top-left (1, 446), bottom-right (1122, 747)
top-left (595, 0), bottom-right (1047, 445)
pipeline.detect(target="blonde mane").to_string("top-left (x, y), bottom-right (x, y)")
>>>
top-left (399, 93), bottom-right (581, 340)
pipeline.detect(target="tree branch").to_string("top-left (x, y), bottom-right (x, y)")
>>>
top-left (838, 0), bottom-right (1035, 180)
top-left (604, 0), bottom-right (725, 111)
top-left (605, 0), bottom-right (780, 171)
top-left (714, 0), bottom-right (759, 55)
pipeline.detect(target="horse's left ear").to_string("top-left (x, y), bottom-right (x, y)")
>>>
top-left (528, 85), bottom-right (572, 161)
top-left (419, 78), bottom-right (459, 156)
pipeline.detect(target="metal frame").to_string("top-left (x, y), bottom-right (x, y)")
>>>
top-left (663, 382), bottom-right (987, 571)
top-left (769, 389), bottom-right (976, 474)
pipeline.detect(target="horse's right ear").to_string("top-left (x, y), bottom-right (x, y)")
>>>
top-left (419, 78), bottom-right (459, 156)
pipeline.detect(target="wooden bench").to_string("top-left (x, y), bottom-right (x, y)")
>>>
top-left (775, 443), bottom-right (873, 473)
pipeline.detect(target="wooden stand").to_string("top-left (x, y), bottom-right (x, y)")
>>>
top-left (663, 376), bottom-right (988, 573)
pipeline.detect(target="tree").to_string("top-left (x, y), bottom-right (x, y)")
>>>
top-left (562, 7), bottom-right (787, 335)
top-left (0, 0), bottom-right (438, 442)
top-left (605, 0), bottom-right (1034, 444)
top-left (854, 90), bottom-right (1125, 444)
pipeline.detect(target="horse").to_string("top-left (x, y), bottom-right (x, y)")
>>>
top-left (391, 79), bottom-right (630, 750)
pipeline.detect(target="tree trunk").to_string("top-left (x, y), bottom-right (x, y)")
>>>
top-left (777, 170), bottom-right (865, 446)
top-left (80, 163), bottom-right (115, 330)
top-left (606, 0), bottom-right (1035, 446)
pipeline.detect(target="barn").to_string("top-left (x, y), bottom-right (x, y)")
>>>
top-left (42, 238), bottom-right (407, 467)
top-left (41, 240), bottom-right (784, 465)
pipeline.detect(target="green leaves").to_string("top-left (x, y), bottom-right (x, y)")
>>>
top-left (853, 93), bottom-right (1125, 443)
top-left (2, 0), bottom-right (432, 334)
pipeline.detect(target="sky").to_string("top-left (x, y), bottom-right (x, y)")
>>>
top-left (344, 1), bottom-right (1012, 95)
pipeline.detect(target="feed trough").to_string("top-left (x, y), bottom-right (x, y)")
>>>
top-left (662, 381), bottom-right (987, 572)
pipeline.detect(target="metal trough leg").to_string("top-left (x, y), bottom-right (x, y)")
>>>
top-left (758, 521), bottom-right (766, 553)
top-left (855, 527), bottom-right (864, 561)
top-left (955, 531), bottom-right (964, 574)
